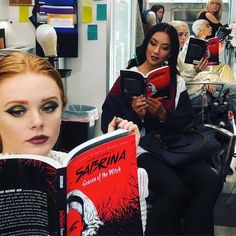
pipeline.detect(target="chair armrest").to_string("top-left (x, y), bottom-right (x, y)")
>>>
top-left (204, 123), bottom-right (236, 181)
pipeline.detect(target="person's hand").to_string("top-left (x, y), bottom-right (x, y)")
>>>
top-left (132, 95), bottom-right (148, 117)
top-left (145, 97), bottom-right (167, 121)
top-left (205, 84), bottom-right (216, 94)
top-left (194, 57), bottom-right (208, 73)
top-left (108, 117), bottom-right (140, 147)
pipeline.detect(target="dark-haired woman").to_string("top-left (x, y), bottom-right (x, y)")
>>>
top-left (101, 23), bottom-right (223, 235)
top-left (150, 4), bottom-right (165, 24)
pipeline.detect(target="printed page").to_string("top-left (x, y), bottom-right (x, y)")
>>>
top-left (0, 156), bottom-right (61, 235)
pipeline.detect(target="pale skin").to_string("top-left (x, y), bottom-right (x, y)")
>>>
top-left (206, 0), bottom-right (221, 24)
top-left (178, 23), bottom-right (216, 94)
top-left (0, 73), bottom-right (138, 156)
top-left (0, 72), bottom-right (63, 156)
top-left (156, 8), bottom-right (164, 22)
top-left (177, 26), bottom-right (189, 49)
top-left (131, 32), bottom-right (171, 122)
top-left (108, 117), bottom-right (140, 147)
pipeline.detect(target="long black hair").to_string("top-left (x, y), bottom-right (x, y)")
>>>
top-left (150, 4), bottom-right (165, 18)
top-left (127, 23), bottom-right (180, 83)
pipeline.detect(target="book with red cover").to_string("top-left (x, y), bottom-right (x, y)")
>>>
top-left (120, 65), bottom-right (171, 101)
top-left (0, 129), bottom-right (143, 235)
top-left (184, 37), bottom-right (220, 65)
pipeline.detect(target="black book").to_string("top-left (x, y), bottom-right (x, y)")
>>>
top-left (120, 65), bottom-right (171, 100)
top-left (184, 37), bottom-right (220, 65)
top-left (0, 130), bottom-right (143, 235)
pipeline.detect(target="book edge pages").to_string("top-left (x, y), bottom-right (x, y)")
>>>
top-left (63, 129), bottom-right (129, 166)
top-left (146, 65), bottom-right (169, 78)
top-left (0, 154), bottom-right (62, 169)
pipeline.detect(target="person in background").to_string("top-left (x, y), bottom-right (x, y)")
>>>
top-left (191, 19), bottom-right (234, 81)
top-left (150, 4), bottom-right (165, 24)
top-left (142, 4), bottom-right (165, 35)
top-left (101, 23), bottom-right (223, 236)
top-left (0, 52), bottom-right (148, 234)
top-left (198, 0), bottom-right (223, 39)
top-left (172, 20), bottom-right (236, 116)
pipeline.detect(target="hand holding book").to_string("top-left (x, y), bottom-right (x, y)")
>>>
top-left (194, 57), bottom-right (209, 73)
top-left (131, 95), bottom-right (148, 118)
top-left (145, 97), bottom-right (167, 121)
top-left (108, 117), bottom-right (140, 147)
top-left (184, 37), bottom-right (220, 65)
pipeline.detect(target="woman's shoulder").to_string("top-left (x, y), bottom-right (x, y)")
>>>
top-left (205, 12), bottom-right (220, 24)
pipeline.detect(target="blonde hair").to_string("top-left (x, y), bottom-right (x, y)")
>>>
top-left (0, 52), bottom-right (67, 152)
top-left (199, 0), bottom-right (223, 20)
top-left (169, 20), bottom-right (190, 33)
top-left (192, 19), bottom-right (207, 36)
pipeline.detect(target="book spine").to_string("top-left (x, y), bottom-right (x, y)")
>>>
top-left (57, 167), bottom-right (67, 236)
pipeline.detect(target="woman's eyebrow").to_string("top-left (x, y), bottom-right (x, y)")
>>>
top-left (150, 38), bottom-right (170, 45)
top-left (4, 100), bottom-right (28, 107)
top-left (41, 96), bottom-right (59, 103)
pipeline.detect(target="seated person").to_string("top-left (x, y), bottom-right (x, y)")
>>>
top-left (171, 20), bottom-right (236, 117)
top-left (101, 23), bottom-right (223, 236)
top-left (191, 19), bottom-right (234, 82)
top-left (0, 52), bottom-right (148, 234)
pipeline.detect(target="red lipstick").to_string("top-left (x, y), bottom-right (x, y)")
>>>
top-left (27, 135), bottom-right (49, 144)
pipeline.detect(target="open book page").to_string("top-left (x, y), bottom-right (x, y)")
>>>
top-left (0, 154), bottom-right (60, 235)
top-left (66, 133), bottom-right (143, 235)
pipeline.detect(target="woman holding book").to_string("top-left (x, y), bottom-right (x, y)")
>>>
top-left (101, 23), bottom-right (223, 235)
top-left (173, 20), bottom-right (236, 117)
top-left (198, 0), bottom-right (223, 39)
top-left (0, 52), bottom-right (148, 234)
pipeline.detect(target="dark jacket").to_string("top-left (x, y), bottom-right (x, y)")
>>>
top-left (101, 74), bottom-right (195, 134)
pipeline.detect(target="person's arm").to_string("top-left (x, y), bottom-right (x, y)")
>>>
top-left (178, 51), bottom-right (209, 83)
top-left (205, 12), bottom-right (221, 24)
top-left (177, 51), bottom-right (199, 83)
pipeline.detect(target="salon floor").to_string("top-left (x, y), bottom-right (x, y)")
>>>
top-left (214, 155), bottom-right (236, 236)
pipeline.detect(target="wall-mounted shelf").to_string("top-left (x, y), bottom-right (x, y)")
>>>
top-left (35, 0), bottom-right (78, 57)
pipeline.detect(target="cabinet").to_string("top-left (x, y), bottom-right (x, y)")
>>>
top-left (0, 0), bottom-right (8, 21)
top-left (35, 0), bottom-right (78, 57)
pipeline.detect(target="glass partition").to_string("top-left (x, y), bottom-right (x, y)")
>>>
top-left (108, 0), bottom-right (137, 90)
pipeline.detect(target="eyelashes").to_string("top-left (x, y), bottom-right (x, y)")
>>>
top-left (149, 40), bottom-right (171, 51)
top-left (5, 105), bottom-right (26, 117)
top-left (5, 101), bottom-right (59, 118)
top-left (42, 101), bottom-right (59, 113)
